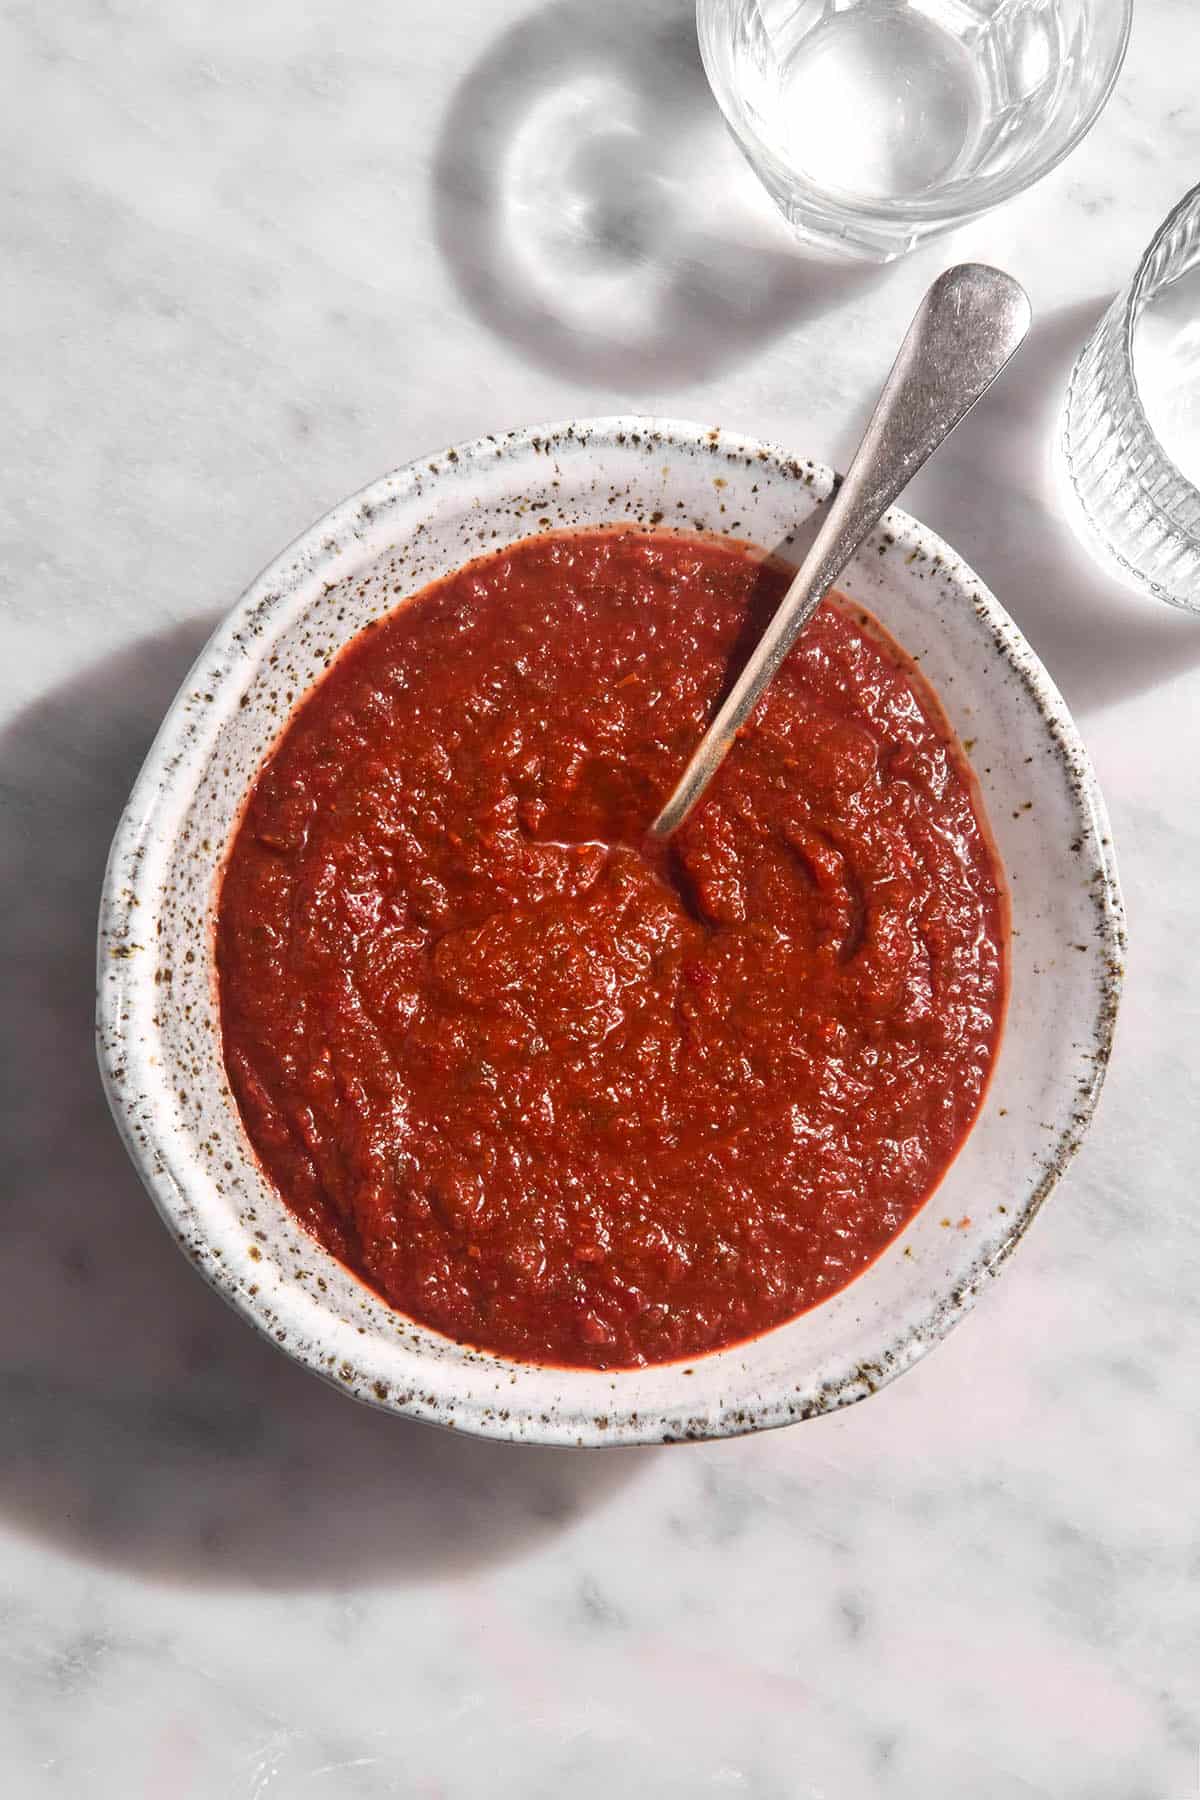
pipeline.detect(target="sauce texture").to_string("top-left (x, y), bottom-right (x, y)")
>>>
top-left (218, 529), bottom-right (1006, 1368)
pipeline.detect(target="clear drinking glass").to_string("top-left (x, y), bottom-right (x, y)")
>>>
top-left (696, 0), bottom-right (1131, 261)
top-left (1059, 184), bottom-right (1200, 614)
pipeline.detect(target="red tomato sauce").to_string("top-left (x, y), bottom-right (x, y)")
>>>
top-left (217, 529), bottom-right (1006, 1369)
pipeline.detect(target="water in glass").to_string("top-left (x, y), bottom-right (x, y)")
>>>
top-left (697, 0), bottom-right (1131, 258)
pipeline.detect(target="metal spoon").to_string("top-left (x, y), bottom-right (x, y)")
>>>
top-left (649, 263), bottom-right (1032, 841)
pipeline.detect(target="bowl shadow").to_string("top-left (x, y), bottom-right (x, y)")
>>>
top-left (2, 618), bottom-right (651, 1592)
top-left (430, 0), bottom-right (882, 391)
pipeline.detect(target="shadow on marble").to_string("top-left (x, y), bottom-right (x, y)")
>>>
top-left (431, 0), bottom-right (881, 390)
top-left (1, 618), bottom-right (651, 1591)
top-left (909, 294), bottom-right (1200, 717)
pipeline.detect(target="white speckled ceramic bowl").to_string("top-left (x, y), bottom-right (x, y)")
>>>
top-left (97, 418), bottom-right (1124, 1446)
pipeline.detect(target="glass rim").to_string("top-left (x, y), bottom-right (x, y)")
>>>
top-left (1118, 178), bottom-right (1200, 541)
top-left (696, 0), bottom-right (1133, 228)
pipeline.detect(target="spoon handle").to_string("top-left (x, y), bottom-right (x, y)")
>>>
top-left (649, 263), bottom-right (1032, 840)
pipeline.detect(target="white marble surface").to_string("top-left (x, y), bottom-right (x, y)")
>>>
top-left (3, 1), bottom-right (1199, 1793)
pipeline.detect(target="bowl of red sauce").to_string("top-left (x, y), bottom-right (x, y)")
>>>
top-left (98, 418), bottom-right (1124, 1445)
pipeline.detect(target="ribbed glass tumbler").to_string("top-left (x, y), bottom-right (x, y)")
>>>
top-left (1060, 183), bottom-right (1200, 613)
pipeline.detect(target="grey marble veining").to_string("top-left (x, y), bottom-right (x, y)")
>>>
top-left (3, 1), bottom-right (1199, 1794)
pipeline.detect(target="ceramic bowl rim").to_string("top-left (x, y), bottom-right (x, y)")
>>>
top-left (97, 414), bottom-right (1125, 1446)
